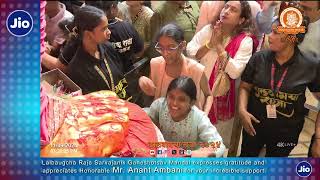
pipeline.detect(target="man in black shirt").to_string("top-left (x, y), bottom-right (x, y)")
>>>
top-left (238, 19), bottom-right (320, 157)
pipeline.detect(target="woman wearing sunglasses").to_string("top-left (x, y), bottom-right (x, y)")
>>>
top-left (139, 23), bottom-right (213, 114)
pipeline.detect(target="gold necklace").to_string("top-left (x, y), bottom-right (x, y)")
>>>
top-left (103, 58), bottom-right (115, 92)
top-left (94, 57), bottom-right (115, 92)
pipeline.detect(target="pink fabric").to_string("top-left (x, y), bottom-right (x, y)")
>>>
top-left (40, 0), bottom-right (46, 60)
top-left (40, 86), bottom-right (50, 145)
top-left (40, 0), bottom-right (49, 145)
top-left (208, 33), bottom-right (258, 124)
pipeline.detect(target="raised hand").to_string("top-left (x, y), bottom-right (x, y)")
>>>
top-left (209, 20), bottom-right (223, 48)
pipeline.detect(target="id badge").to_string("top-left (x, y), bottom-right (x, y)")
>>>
top-left (266, 104), bottom-right (277, 119)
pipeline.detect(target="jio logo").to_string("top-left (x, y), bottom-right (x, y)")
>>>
top-left (296, 161), bottom-right (312, 177)
top-left (6, 10), bottom-right (33, 37)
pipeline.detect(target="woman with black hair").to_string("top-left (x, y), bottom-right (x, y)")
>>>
top-left (85, 1), bottom-right (144, 73)
top-left (139, 23), bottom-right (213, 114)
top-left (238, 15), bottom-right (320, 157)
top-left (144, 76), bottom-right (226, 157)
top-left (67, 5), bottom-right (132, 101)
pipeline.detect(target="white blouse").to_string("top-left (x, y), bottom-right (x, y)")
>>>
top-left (186, 24), bottom-right (253, 80)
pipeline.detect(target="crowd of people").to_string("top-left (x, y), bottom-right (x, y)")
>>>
top-left (41, 1), bottom-right (320, 157)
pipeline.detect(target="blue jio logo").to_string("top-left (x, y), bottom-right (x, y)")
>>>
top-left (296, 161), bottom-right (312, 177)
top-left (6, 10), bottom-right (33, 37)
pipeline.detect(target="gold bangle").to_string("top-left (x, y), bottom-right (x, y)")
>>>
top-left (205, 41), bottom-right (214, 49)
top-left (218, 51), bottom-right (227, 58)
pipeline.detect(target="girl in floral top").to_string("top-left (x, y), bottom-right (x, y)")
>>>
top-left (144, 76), bottom-right (226, 157)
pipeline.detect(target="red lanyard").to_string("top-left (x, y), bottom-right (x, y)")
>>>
top-left (271, 63), bottom-right (288, 94)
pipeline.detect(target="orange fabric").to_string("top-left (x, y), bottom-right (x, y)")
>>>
top-left (120, 102), bottom-right (157, 157)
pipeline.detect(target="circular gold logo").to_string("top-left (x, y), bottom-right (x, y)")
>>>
top-left (280, 7), bottom-right (303, 28)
